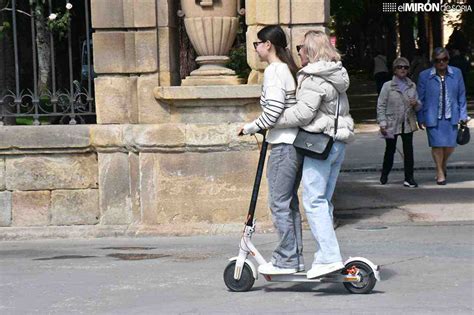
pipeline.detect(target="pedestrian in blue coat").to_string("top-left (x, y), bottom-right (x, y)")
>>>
top-left (417, 47), bottom-right (469, 185)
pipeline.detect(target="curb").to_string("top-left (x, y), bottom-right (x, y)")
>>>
top-left (341, 164), bottom-right (474, 173)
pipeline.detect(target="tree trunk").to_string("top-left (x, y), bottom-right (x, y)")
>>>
top-left (399, 12), bottom-right (416, 61)
top-left (385, 13), bottom-right (398, 68)
top-left (430, 12), bottom-right (443, 49)
top-left (34, 4), bottom-right (50, 94)
top-left (417, 12), bottom-right (429, 58)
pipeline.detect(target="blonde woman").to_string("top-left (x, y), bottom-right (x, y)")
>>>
top-left (274, 30), bottom-right (355, 279)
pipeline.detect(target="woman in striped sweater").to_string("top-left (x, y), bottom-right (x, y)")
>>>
top-left (238, 25), bottom-right (303, 275)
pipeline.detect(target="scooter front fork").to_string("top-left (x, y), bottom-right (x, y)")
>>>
top-left (234, 224), bottom-right (266, 280)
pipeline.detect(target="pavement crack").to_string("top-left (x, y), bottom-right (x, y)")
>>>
top-left (379, 256), bottom-right (426, 267)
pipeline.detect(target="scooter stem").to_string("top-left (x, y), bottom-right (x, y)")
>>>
top-left (246, 130), bottom-right (268, 226)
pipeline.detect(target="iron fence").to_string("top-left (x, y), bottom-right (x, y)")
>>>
top-left (0, 0), bottom-right (95, 125)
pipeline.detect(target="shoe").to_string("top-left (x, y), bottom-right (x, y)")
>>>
top-left (297, 263), bottom-right (305, 272)
top-left (307, 261), bottom-right (345, 279)
top-left (403, 178), bottom-right (418, 188)
top-left (258, 262), bottom-right (297, 275)
top-left (437, 180), bottom-right (447, 185)
top-left (380, 174), bottom-right (388, 185)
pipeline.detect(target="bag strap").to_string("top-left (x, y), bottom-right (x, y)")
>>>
top-left (333, 89), bottom-right (340, 137)
top-left (322, 79), bottom-right (340, 138)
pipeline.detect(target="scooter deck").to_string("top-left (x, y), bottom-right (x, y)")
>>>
top-left (263, 271), bottom-right (359, 283)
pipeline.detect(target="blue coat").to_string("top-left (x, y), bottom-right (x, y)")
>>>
top-left (416, 66), bottom-right (468, 127)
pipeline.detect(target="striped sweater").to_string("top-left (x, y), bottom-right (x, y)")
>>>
top-left (243, 62), bottom-right (299, 144)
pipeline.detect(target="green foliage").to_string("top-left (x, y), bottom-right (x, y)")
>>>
top-left (227, 45), bottom-right (251, 82)
top-left (0, 21), bottom-right (10, 40)
top-left (47, 10), bottom-right (70, 39)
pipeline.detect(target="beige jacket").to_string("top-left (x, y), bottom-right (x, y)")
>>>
top-left (274, 61), bottom-right (355, 143)
top-left (377, 76), bottom-right (421, 135)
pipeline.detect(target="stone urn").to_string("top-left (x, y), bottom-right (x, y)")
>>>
top-left (179, 0), bottom-right (243, 86)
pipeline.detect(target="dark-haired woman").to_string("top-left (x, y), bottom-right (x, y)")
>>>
top-left (238, 25), bottom-right (303, 275)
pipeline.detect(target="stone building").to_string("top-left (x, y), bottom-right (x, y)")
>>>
top-left (0, 0), bottom-right (329, 239)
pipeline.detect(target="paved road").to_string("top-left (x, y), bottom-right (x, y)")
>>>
top-left (1, 223), bottom-right (473, 314)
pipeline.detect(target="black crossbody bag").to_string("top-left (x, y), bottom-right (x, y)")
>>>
top-left (292, 87), bottom-right (340, 160)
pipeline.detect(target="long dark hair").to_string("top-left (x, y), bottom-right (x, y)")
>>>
top-left (257, 25), bottom-right (299, 79)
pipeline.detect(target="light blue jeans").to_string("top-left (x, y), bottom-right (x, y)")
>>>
top-left (302, 141), bottom-right (345, 265)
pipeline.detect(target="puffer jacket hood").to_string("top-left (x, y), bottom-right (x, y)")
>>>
top-left (299, 61), bottom-right (350, 93)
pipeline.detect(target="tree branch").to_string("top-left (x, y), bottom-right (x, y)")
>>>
top-left (0, 3), bottom-right (32, 18)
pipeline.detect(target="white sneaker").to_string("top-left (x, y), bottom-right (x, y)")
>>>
top-left (258, 262), bottom-right (297, 275)
top-left (306, 261), bottom-right (345, 279)
top-left (297, 263), bottom-right (305, 272)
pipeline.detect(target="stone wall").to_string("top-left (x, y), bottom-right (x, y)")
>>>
top-left (0, 0), bottom-right (329, 239)
top-left (0, 124), bottom-right (271, 239)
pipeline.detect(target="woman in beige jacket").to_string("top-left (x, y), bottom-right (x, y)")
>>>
top-left (274, 31), bottom-right (354, 279)
top-left (377, 57), bottom-right (422, 187)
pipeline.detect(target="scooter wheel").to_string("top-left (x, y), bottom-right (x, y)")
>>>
top-left (342, 261), bottom-right (377, 294)
top-left (223, 261), bottom-right (255, 292)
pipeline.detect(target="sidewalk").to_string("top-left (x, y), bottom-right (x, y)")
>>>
top-left (345, 127), bottom-right (474, 171)
top-left (332, 128), bottom-right (474, 225)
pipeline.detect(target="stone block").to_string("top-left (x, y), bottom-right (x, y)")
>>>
top-left (246, 0), bottom-right (329, 25)
top-left (157, 0), bottom-right (178, 27)
top-left (158, 71), bottom-right (181, 87)
top-left (129, 152), bottom-right (141, 224)
top-left (95, 76), bottom-right (138, 124)
top-left (98, 153), bottom-right (133, 225)
top-left (93, 31), bottom-right (157, 74)
top-left (0, 191), bottom-right (12, 226)
top-left (254, 0), bottom-right (279, 25)
top-left (5, 154), bottom-right (98, 191)
top-left (138, 151), bottom-right (270, 225)
top-left (50, 190), bottom-right (99, 225)
top-left (91, 0), bottom-right (156, 28)
top-left (245, 0), bottom-right (257, 25)
top-left (138, 74), bottom-right (172, 124)
top-left (0, 125), bottom-right (90, 150)
top-left (90, 125), bottom-right (123, 149)
top-left (0, 158), bottom-right (5, 190)
top-left (124, 124), bottom-right (186, 149)
top-left (185, 124), bottom-right (231, 147)
top-left (12, 191), bottom-right (50, 226)
top-left (138, 153), bottom-right (159, 224)
top-left (247, 70), bottom-right (264, 85)
top-left (135, 31), bottom-right (159, 72)
top-left (158, 27), bottom-right (179, 74)
top-left (133, 0), bottom-right (157, 27)
top-left (280, 0), bottom-right (329, 24)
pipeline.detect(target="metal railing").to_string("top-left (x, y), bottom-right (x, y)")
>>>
top-left (0, 0), bottom-right (95, 125)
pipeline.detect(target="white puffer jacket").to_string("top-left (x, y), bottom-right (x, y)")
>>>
top-left (274, 61), bottom-right (355, 143)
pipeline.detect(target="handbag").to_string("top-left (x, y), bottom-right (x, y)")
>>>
top-left (456, 122), bottom-right (470, 145)
top-left (293, 87), bottom-right (340, 160)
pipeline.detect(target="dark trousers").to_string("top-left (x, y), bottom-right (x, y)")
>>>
top-left (382, 132), bottom-right (414, 180)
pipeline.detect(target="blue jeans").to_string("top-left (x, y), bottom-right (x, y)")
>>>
top-left (302, 141), bottom-right (345, 265)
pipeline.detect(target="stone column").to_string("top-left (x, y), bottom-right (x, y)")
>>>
top-left (91, 0), bottom-right (177, 125)
top-left (245, 0), bottom-right (330, 84)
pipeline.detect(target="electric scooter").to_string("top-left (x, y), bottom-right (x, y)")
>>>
top-left (223, 131), bottom-right (380, 293)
